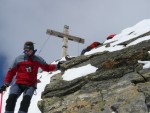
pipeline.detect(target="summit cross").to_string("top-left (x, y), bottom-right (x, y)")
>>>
top-left (46, 25), bottom-right (85, 57)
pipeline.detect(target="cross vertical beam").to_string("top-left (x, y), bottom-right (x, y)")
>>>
top-left (62, 25), bottom-right (69, 57)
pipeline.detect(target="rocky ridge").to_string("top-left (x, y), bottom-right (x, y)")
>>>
top-left (38, 31), bottom-right (150, 113)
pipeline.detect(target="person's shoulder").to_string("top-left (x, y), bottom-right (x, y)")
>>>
top-left (33, 55), bottom-right (44, 60)
top-left (11, 54), bottom-right (25, 66)
top-left (33, 55), bottom-right (46, 62)
top-left (15, 55), bottom-right (25, 60)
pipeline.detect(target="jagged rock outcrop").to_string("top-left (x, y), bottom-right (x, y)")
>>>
top-left (38, 39), bottom-right (150, 113)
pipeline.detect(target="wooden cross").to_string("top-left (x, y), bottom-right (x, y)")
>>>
top-left (46, 25), bottom-right (85, 57)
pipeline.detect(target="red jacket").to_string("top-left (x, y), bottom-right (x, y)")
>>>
top-left (4, 54), bottom-right (57, 86)
top-left (107, 34), bottom-right (116, 40)
top-left (87, 42), bottom-right (101, 49)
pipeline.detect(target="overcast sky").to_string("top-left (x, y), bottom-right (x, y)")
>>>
top-left (0, 0), bottom-right (150, 84)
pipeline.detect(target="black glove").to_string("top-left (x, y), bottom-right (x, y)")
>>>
top-left (0, 84), bottom-right (8, 93)
top-left (57, 61), bottom-right (63, 70)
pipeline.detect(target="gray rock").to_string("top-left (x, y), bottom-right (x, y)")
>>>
top-left (38, 39), bottom-right (150, 113)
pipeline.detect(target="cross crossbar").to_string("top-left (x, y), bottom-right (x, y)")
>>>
top-left (46, 29), bottom-right (84, 44)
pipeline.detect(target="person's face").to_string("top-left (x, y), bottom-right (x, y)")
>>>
top-left (24, 49), bottom-right (33, 56)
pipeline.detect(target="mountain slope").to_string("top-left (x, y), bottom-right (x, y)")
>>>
top-left (2, 19), bottom-right (150, 113)
top-left (38, 19), bottom-right (150, 113)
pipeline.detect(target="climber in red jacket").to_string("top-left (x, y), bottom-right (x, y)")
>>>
top-left (81, 42), bottom-right (102, 55)
top-left (0, 41), bottom-right (62, 113)
top-left (107, 34), bottom-right (116, 40)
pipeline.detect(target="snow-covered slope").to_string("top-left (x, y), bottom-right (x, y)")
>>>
top-left (85, 19), bottom-right (150, 55)
top-left (2, 19), bottom-right (150, 113)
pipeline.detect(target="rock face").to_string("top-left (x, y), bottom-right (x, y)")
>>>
top-left (38, 39), bottom-right (150, 113)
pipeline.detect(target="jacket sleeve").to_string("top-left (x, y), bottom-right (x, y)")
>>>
top-left (40, 64), bottom-right (57, 72)
top-left (4, 58), bottom-right (18, 84)
top-left (47, 64), bottom-right (57, 71)
top-left (37, 56), bottom-right (57, 72)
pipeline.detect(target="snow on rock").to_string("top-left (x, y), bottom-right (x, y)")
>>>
top-left (62, 64), bottom-right (98, 81)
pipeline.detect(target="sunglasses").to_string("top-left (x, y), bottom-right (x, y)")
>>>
top-left (24, 49), bottom-right (32, 54)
